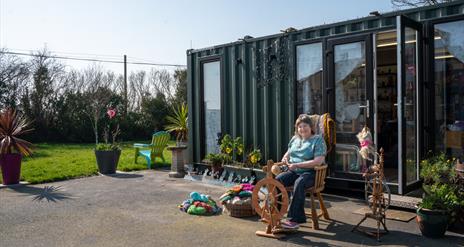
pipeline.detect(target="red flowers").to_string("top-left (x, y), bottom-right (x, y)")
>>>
top-left (107, 108), bottom-right (116, 119)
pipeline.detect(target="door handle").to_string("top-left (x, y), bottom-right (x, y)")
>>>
top-left (359, 100), bottom-right (370, 118)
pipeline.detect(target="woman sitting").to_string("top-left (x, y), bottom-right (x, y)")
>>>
top-left (277, 114), bottom-right (327, 230)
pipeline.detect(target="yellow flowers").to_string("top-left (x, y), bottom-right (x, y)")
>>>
top-left (247, 149), bottom-right (261, 165)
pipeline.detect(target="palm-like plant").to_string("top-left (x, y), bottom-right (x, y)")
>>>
top-left (0, 108), bottom-right (33, 156)
top-left (165, 103), bottom-right (188, 143)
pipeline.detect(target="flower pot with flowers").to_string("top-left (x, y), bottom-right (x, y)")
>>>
top-left (0, 108), bottom-right (33, 185)
top-left (94, 107), bottom-right (121, 174)
top-left (417, 154), bottom-right (462, 238)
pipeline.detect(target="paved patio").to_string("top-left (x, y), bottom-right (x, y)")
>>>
top-left (0, 170), bottom-right (462, 247)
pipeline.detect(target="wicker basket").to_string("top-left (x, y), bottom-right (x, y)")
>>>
top-left (224, 202), bottom-right (256, 218)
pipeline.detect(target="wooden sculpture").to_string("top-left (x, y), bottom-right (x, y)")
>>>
top-left (352, 148), bottom-right (390, 242)
top-left (252, 160), bottom-right (289, 239)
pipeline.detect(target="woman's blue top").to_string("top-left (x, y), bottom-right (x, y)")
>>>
top-left (288, 135), bottom-right (326, 174)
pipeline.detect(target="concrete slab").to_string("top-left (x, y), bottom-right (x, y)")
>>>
top-left (0, 170), bottom-right (462, 247)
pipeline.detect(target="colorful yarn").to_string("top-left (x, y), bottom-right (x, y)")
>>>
top-left (179, 192), bottom-right (221, 216)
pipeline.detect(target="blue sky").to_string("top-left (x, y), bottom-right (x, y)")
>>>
top-left (0, 0), bottom-right (397, 73)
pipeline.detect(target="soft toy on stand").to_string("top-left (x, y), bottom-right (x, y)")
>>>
top-left (356, 126), bottom-right (376, 173)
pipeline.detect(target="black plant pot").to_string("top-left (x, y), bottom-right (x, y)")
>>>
top-left (416, 207), bottom-right (449, 238)
top-left (95, 150), bottom-right (121, 174)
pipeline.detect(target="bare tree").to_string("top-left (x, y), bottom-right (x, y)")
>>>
top-left (0, 50), bottom-right (30, 108)
top-left (149, 68), bottom-right (177, 103)
top-left (128, 70), bottom-right (149, 111)
top-left (81, 64), bottom-right (113, 144)
top-left (391, 0), bottom-right (455, 7)
top-left (28, 48), bottom-right (65, 127)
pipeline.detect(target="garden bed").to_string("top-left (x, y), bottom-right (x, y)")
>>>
top-left (185, 162), bottom-right (266, 186)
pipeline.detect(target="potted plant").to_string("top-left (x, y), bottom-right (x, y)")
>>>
top-left (220, 134), bottom-right (234, 164)
top-left (233, 136), bottom-right (244, 164)
top-left (247, 149), bottom-right (262, 170)
top-left (165, 103), bottom-right (188, 163)
top-left (94, 107), bottom-right (121, 174)
top-left (417, 154), bottom-right (460, 238)
top-left (0, 108), bottom-right (33, 185)
top-left (205, 153), bottom-right (230, 178)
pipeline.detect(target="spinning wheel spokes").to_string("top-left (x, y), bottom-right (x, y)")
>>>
top-left (365, 177), bottom-right (391, 210)
top-left (252, 178), bottom-right (289, 223)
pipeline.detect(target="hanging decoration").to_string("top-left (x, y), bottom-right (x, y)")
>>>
top-left (254, 36), bottom-right (291, 89)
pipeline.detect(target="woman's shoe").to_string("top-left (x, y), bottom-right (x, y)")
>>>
top-left (281, 220), bottom-right (300, 230)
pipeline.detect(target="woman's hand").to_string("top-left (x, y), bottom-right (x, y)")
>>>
top-left (288, 163), bottom-right (299, 171)
top-left (281, 157), bottom-right (289, 165)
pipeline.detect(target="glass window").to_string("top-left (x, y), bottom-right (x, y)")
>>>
top-left (404, 27), bottom-right (418, 184)
top-left (203, 61), bottom-right (221, 155)
top-left (332, 41), bottom-right (368, 178)
top-left (296, 42), bottom-right (323, 115)
top-left (334, 41), bottom-right (366, 134)
top-left (434, 20), bottom-right (464, 159)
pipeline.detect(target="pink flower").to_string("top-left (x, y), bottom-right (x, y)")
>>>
top-left (107, 108), bottom-right (116, 119)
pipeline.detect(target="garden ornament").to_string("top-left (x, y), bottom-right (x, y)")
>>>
top-left (356, 126), bottom-right (376, 161)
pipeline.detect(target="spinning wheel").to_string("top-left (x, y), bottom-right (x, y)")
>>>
top-left (352, 148), bottom-right (389, 241)
top-left (252, 160), bottom-right (289, 239)
top-left (365, 176), bottom-right (391, 211)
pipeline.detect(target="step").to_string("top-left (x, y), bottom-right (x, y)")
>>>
top-left (389, 194), bottom-right (421, 210)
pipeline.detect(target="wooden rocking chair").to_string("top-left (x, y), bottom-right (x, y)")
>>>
top-left (268, 161), bottom-right (330, 230)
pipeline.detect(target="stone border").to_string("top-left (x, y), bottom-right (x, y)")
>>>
top-left (0, 181), bottom-right (30, 189)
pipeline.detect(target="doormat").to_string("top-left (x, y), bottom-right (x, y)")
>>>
top-left (353, 207), bottom-right (416, 222)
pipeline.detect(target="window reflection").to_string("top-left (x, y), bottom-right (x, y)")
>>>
top-left (434, 20), bottom-right (464, 159)
top-left (296, 43), bottom-right (323, 115)
top-left (404, 27), bottom-right (418, 184)
top-left (203, 61), bottom-right (221, 156)
top-left (334, 42), bottom-right (366, 133)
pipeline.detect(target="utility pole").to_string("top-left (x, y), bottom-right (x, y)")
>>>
top-left (124, 54), bottom-right (128, 116)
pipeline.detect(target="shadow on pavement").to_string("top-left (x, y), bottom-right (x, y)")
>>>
top-left (11, 185), bottom-right (75, 202)
top-left (283, 219), bottom-right (463, 247)
top-left (105, 173), bottom-right (144, 179)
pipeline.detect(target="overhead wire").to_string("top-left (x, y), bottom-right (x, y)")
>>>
top-left (0, 50), bottom-right (186, 67)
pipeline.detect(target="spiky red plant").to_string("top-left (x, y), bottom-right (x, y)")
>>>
top-left (0, 108), bottom-right (33, 156)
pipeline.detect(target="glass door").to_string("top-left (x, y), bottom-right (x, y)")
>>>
top-left (328, 35), bottom-right (374, 180)
top-left (396, 15), bottom-right (422, 194)
top-left (201, 59), bottom-right (222, 158)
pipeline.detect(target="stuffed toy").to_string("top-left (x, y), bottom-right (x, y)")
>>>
top-left (356, 126), bottom-right (376, 162)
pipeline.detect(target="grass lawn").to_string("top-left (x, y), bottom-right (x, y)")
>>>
top-left (0, 141), bottom-right (175, 184)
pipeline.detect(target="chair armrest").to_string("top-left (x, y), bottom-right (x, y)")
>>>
top-left (133, 143), bottom-right (152, 148)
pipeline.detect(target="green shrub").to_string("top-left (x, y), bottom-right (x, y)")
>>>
top-left (419, 153), bottom-right (463, 224)
top-left (95, 143), bottom-right (120, 151)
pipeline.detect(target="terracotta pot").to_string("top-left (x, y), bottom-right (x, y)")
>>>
top-left (416, 207), bottom-right (449, 238)
top-left (0, 153), bottom-right (22, 185)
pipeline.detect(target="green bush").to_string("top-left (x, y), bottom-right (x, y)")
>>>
top-left (419, 153), bottom-right (464, 224)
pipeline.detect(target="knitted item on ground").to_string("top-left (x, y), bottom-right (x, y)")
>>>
top-left (187, 205), bottom-right (206, 215)
top-left (179, 192), bottom-right (221, 216)
top-left (190, 191), bottom-right (209, 202)
top-left (230, 185), bottom-right (242, 193)
top-left (241, 183), bottom-right (254, 191)
top-left (238, 190), bottom-right (252, 198)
